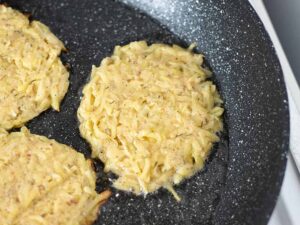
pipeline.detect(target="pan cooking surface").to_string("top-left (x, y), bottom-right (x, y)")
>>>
top-left (0, 0), bottom-right (289, 224)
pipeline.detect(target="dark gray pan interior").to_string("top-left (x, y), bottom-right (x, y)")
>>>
top-left (0, 0), bottom-right (289, 224)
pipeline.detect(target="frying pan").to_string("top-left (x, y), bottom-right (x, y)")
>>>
top-left (0, 0), bottom-right (289, 224)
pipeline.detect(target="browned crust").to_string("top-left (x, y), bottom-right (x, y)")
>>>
top-left (81, 190), bottom-right (112, 225)
top-left (98, 189), bottom-right (112, 205)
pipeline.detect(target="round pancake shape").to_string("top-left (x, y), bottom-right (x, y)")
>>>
top-left (0, 5), bottom-right (69, 130)
top-left (78, 41), bottom-right (223, 198)
top-left (0, 127), bottom-right (110, 225)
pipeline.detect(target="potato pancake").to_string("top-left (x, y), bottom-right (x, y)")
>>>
top-left (0, 5), bottom-right (69, 130)
top-left (0, 127), bottom-right (110, 225)
top-left (78, 41), bottom-right (223, 200)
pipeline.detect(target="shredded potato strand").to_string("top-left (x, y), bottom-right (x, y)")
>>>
top-left (78, 41), bottom-right (223, 198)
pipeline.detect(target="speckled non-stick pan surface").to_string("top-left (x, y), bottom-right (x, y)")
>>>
top-left (0, 0), bottom-right (289, 224)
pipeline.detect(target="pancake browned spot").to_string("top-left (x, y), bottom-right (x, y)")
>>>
top-left (0, 5), bottom-right (69, 130)
top-left (0, 127), bottom-right (110, 225)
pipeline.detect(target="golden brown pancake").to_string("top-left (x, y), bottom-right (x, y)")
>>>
top-left (0, 127), bottom-right (110, 225)
top-left (0, 5), bottom-right (69, 130)
top-left (78, 41), bottom-right (223, 200)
